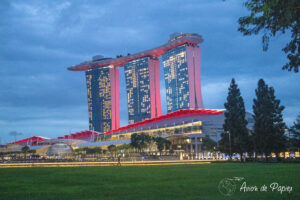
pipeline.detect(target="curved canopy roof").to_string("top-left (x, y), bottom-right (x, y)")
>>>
top-left (104, 109), bottom-right (223, 135)
top-left (9, 136), bottom-right (49, 145)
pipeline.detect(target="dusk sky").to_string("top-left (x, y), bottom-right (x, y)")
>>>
top-left (1, 0), bottom-right (299, 143)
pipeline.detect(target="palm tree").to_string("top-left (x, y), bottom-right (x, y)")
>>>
top-left (21, 146), bottom-right (30, 160)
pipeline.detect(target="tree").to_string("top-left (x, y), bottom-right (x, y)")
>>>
top-left (94, 147), bottom-right (102, 154)
top-left (253, 79), bottom-right (286, 161)
top-left (28, 150), bottom-right (36, 154)
top-left (0, 152), bottom-right (5, 162)
top-left (83, 147), bottom-right (102, 158)
top-left (219, 132), bottom-right (230, 156)
top-left (269, 87), bottom-right (287, 158)
top-left (222, 78), bottom-right (249, 161)
top-left (130, 133), bottom-right (152, 152)
top-left (165, 140), bottom-right (171, 151)
top-left (107, 145), bottom-right (117, 157)
top-left (290, 114), bottom-right (300, 151)
top-left (74, 148), bottom-right (84, 159)
top-left (117, 144), bottom-right (131, 154)
top-left (155, 137), bottom-right (165, 154)
top-left (21, 146), bottom-right (30, 160)
top-left (130, 133), bottom-right (139, 150)
top-left (202, 136), bottom-right (217, 152)
top-left (238, 0), bottom-right (300, 72)
top-left (154, 137), bottom-right (171, 154)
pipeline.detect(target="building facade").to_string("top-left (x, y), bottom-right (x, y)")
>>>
top-left (89, 109), bottom-right (224, 155)
top-left (85, 66), bottom-right (120, 132)
top-left (124, 57), bottom-right (161, 124)
top-left (162, 43), bottom-right (203, 113)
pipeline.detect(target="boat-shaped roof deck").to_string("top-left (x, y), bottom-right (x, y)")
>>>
top-left (68, 33), bottom-right (203, 71)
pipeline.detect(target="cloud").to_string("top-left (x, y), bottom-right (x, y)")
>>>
top-left (0, 0), bottom-right (298, 143)
top-left (202, 81), bottom-right (228, 109)
top-left (0, 73), bottom-right (86, 108)
top-left (0, 105), bottom-right (88, 142)
top-left (201, 74), bottom-right (300, 126)
top-left (9, 131), bottom-right (23, 137)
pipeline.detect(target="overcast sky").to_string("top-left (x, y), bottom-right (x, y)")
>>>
top-left (0, 0), bottom-right (299, 143)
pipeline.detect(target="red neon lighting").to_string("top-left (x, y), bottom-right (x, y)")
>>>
top-left (9, 136), bottom-right (46, 145)
top-left (58, 130), bottom-right (99, 140)
top-left (186, 46), bottom-right (204, 108)
top-left (148, 58), bottom-right (162, 118)
top-left (110, 67), bottom-right (120, 130)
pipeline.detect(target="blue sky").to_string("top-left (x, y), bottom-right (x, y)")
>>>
top-left (0, 0), bottom-right (299, 143)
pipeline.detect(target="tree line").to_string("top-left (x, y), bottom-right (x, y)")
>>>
top-left (219, 78), bottom-right (300, 161)
top-left (73, 134), bottom-right (172, 159)
top-left (130, 133), bottom-right (171, 154)
top-left (0, 146), bottom-right (36, 161)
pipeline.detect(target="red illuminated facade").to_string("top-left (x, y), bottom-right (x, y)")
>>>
top-left (9, 136), bottom-right (48, 146)
top-left (57, 130), bottom-right (99, 140)
top-left (149, 59), bottom-right (162, 118)
top-left (109, 67), bottom-right (120, 130)
top-left (186, 46), bottom-right (203, 109)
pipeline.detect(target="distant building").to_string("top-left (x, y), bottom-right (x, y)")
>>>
top-left (85, 66), bottom-right (120, 132)
top-left (162, 43), bottom-right (203, 112)
top-left (124, 57), bottom-right (161, 124)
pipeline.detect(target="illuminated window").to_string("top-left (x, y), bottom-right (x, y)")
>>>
top-left (124, 57), bottom-right (152, 124)
top-left (85, 67), bottom-right (112, 132)
top-left (162, 45), bottom-right (189, 112)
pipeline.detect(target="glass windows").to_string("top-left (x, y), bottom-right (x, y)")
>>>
top-left (85, 67), bottom-right (112, 132)
top-left (124, 57), bottom-right (151, 124)
top-left (162, 45), bottom-right (190, 112)
top-left (95, 120), bottom-right (202, 142)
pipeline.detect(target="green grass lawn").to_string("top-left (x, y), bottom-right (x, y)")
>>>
top-left (0, 162), bottom-right (299, 200)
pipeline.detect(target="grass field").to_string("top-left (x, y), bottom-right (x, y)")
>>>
top-left (0, 162), bottom-right (299, 200)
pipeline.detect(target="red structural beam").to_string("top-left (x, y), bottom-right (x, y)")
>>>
top-left (9, 136), bottom-right (46, 144)
top-left (68, 34), bottom-right (203, 71)
top-left (57, 130), bottom-right (99, 140)
top-left (104, 109), bottom-right (223, 135)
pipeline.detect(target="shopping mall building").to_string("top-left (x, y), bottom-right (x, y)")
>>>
top-left (1, 109), bottom-right (254, 158)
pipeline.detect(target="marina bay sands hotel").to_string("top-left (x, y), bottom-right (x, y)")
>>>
top-left (68, 33), bottom-right (205, 133)
top-left (2, 33), bottom-right (254, 156)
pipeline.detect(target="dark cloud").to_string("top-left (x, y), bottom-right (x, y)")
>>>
top-left (0, 0), bottom-right (298, 143)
